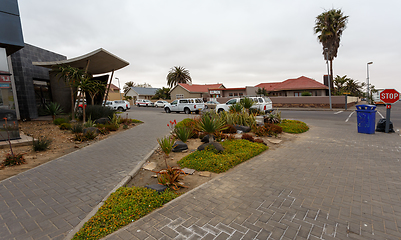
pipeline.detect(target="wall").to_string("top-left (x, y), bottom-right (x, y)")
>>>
top-left (0, 0), bottom-right (24, 55)
top-left (269, 96), bottom-right (358, 108)
top-left (170, 86), bottom-right (202, 99)
top-left (11, 44), bottom-right (67, 119)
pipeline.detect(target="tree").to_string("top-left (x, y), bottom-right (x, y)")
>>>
top-left (54, 65), bottom-right (88, 120)
top-left (256, 87), bottom-right (268, 96)
top-left (166, 66), bottom-right (192, 88)
top-left (86, 80), bottom-right (106, 105)
top-left (152, 87), bottom-right (171, 100)
top-left (314, 9), bottom-right (349, 89)
top-left (333, 75), bottom-right (365, 97)
top-left (123, 82), bottom-right (153, 96)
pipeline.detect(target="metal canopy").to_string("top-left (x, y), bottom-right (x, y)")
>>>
top-left (32, 48), bottom-right (129, 74)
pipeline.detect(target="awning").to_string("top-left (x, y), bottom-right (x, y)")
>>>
top-left (32, 48), bottom-right (129, 74)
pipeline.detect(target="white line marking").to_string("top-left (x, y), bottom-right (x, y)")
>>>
top-left (377, 111), bottom-right (384, 118)
top-left (334, 111), bottom-right (343, 114)
top-left (345, 111), bottom-right (354, 122)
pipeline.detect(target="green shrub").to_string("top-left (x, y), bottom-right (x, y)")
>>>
top-left (83, 117), bottom-right (96, 128)
top-left (176, 118), bottom-right (199, 138)
top-left (71, 123), bottom-right (83, 133)
top-left (53, 118), bottom-right (68, 125)
top-left (131, 119), bottom-right (143, 123)
top-left (96, 124), bottom-right (109, 135)
top-left (79, 105), bottom-right (116, 121)
top-left (279, 119), bottom-right (309, 133)
top-left (72, 187), bottom-right (178, 240)
top-left (229, 103), bottom-right (243, 113)
top-left (59, 123), bottom-right (72, 130)
top-left (84, 131), bottom-right (97, 140)
top-left (173, 125), bottom-right (193, 143)
top-left (33, 137), bottom-right (52, 151)
top-left (104, 124), bottom-right (118, 131)
top-left (301, 91), bottom-right (312, 96)
top-left (108, 114), bottom-right (120, 129)
top-left (178, 139), bottom-right (267, 173)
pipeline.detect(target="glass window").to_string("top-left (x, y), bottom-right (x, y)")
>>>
top-left (234, 93), bottom-right (238, 96)
top-left (195, 99), bottom-right (202, 103)
top-left (226, 99), bottom-right (237, 105)
top-left (180, 99), bottom-right (188, 103)
top-left (171, 100), bottom-right (178, 105)
top-left (176, 94), bottom-right (184, 99)
top-left (229, 93), bottom-right (233, 96)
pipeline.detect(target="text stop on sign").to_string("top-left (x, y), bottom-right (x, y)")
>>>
top-left (380, 89), bottom-right (400, 104)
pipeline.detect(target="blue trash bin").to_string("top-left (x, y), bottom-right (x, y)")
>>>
top-left (355, 104), bottom-right (376, 134)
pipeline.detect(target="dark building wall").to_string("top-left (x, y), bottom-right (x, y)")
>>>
top-left (10, 43), bottom-right (66, 119)
top-left (0, 0), bottom-right (24, 55)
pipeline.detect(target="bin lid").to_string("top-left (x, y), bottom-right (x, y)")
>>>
top-left (356, 104), bottom-right (377, 110)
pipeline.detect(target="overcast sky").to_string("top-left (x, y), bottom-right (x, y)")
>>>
top-left (18, 0), bottom-right (401, 92)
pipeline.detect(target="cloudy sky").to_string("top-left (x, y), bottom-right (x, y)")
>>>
top-left (18, 0), bottom-right (401, 92)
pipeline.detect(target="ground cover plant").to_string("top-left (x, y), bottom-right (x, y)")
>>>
top-left (279, 119), bottom-right (309, 133)
top-left (178, 139), bottom-right (268, 173)
top-left (72, 187), bottom-right (178, 240)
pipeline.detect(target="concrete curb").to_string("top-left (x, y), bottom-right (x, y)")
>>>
top-left (63, 144), bottom-right (160, 240)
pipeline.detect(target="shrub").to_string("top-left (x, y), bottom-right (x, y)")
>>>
top-left (45, 102), bottom-right (63, 120)
top-left (83, 117), bottom-right (96, 128)
top-left (229, 103), bottom-right (243, 113)
top-left (279, 120), bottom-right (309, 133)
top-left (131, 119), bottom-right (143, 123)
top-left (71, 123), bottom-right (83, 133)
top-left (96, 124), bottom-right (109, 135)
top-left (222, 124), bottom-right (237, 134)
top-left (104, 124), bottom-right (118, 131)
top-left (108, 114), bottom-right (120, 129)
top-left (173, 125), bottom-right (193, 143)
top-left (241, 133), bottom-right (254, 142)
top-left (53, 118), bottom-right (68, 125)
top-left (123, 124), bottom-right (128, 129)
top-left (153, 166), bottom-right (186, 190)
top-left (1, 153), bottom-right (25, 167)
top-left (265, 111), bottom-right (281, 124)
top-left (84, 131), bottom-right (97, 140)
top-left (252, 125), bottom-right (268, 137)
top-left (301, 91), bottom-right (312, 96)
top-left (265, 123), bottom-right (283, 134)
top-left (178, 139), bottom-right (268, 173)
top-left (72, 187), bottom-right (178, 240)
top-left (176, 118), bottom-right (199, 138)
top-left (33, 137), bottom-right (52, 151)
top-left (59, 123), bottom-right (71, 130)
top-left (249, 108), bottom-right (263, 115)
top-left (79, 105), bottom-right (115, 121)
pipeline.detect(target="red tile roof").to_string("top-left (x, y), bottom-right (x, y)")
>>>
top-left (256, 76), bottom-right (328, 91)
top-left (107, 83), bottom-right (120, 91)
top-left (178, 83), bottom-right (224, 93)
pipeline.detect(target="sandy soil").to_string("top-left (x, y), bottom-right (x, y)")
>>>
top-left (0, 120), bottom-right (137, 182)
top-left (127, 132), bottom-right (296, 194)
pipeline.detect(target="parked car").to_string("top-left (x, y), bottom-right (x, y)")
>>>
top-left (104, 100), bottom-right (128, 111)
top-left (164, 98), bottom-right (205, 114)
top-left (155, 100), bottom-right (169, 108)
top-left (204, 100), bottom-right (220, 109)
top-left (136, 99), bottom-right (154, 107)
top-left (124, 100), bottom-right (131, 109)
top-left (215, 96), bottom-right (273, 114)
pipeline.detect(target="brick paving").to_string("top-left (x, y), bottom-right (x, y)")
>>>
top-left (0, 110), bottom-right (187, 240)
top-left (105, 118), bottom-right (401, 240)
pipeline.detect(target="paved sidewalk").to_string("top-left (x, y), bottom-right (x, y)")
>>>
top-left (106, 119), bottom-right (401, 240)
top-left (0, 110), bottom-right (187, 240)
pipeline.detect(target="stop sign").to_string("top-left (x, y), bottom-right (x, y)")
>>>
top-left (380, 89), bottom-right (400, 104)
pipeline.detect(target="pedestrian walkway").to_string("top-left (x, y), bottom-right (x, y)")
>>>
top-left (0, 110), bottom-right (187, 240)
top-left (105, 118), bottom-right (401, 240)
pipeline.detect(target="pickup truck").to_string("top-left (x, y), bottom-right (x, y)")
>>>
top-left (104, 100), bottom-right (128, 111)
top-left (164, 98), bottom-right (205, 114)
top-left (215, 97), bottom-right (273, 114)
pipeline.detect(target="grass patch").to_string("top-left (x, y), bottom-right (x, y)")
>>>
top-left (73, 187), bottom-right (178, 240)
top-left (279, 119), bottom-right (309, 133)
top-left (178, 139), bottom-right (268, 173)
top-left (130, 119), bottom-right (143, 123)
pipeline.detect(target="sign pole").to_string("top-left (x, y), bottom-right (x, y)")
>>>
top-left (385, 104), bottom-right (391, 133)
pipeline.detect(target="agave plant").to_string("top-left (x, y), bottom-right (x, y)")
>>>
top-left (153, 166), bottom-right (187, 190)
top-left (240, 97), bottom-right (254, 111)
top-left (157, 135), bottom-right (175, 168)
top-left (173, 125), bottom-right (193, 143)
top-left (229, 103), bottom-right (243, 113)
top-left (196, 112), bottom-right (227, 143)
top-left (45, 102), bottom-right (63, 120)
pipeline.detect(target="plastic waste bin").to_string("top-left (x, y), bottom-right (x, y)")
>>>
top-left (355, 104), bottom-right (376, 134)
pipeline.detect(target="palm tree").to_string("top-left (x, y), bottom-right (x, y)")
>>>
top-left (123, 81), bottom-right (135, 96)
top-left (87, 80), bottom-right (106, 105)
top-left (54, 65), bottom-right (87, 120)
top-left (166, 66), bottom-right (192, 88)
top-left (314, 9), bottom-right (348, 89)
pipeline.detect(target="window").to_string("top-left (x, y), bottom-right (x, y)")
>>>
top-left (258, 98), bottom-right (263, 103)
top-left (229, 93), bottom-right (233, 96)
top-left (195, 99), bottom-right (203, 103)
top-left (234, 93), bottom-right (238, 96)
top-left (171, 100), bottom-right (178, 105)
top-left (294, 92), bottom-right (300, 97)
top-left (226, 99), bottom-right (237, 105)
top-left (239, 93), bottom-right (243, 96)
top-left (176, 94), bottom-right (184, 99)
top-left (179, 99), bottom-right (188, 103)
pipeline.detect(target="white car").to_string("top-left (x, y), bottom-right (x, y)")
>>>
top-left (104, 100), bottom-right (128, 111)
top-left (124, 100), bottom-right (131, 109)
top-left (155, 100), bottom-right (169, 108)
top-left (164, 98), bottom-right (205, 114)
top-left (136, 99), bottom-right (154, 107)
top-left (215, 97), bottom-right (273, 114)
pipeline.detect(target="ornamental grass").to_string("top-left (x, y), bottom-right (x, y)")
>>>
top-left (73, 187), bottom-right (178, 240)
top-left (178, 139), bottom-right (268, 173)
top-left (279, 119), bottom-right (309, 134)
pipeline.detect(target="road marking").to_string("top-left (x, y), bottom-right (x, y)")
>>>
top-left (377, 111), bottom-right (384, 118)
top-left (334, 111), bottom-right (343, 114)
top-left (345, 112), bottom-right (354, 122)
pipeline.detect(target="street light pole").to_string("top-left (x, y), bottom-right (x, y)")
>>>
top-left (324, 48), bottom-right (332, 110)
top-left (366, 62), bottom-right (373, 104)
top-left (115, 77), bottom-right (122, 101)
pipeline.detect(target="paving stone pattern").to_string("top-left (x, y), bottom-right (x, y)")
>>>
top-left (0, 110), bottom-right (188, 240)
top-left (106, 119), bottom-right (401, 240)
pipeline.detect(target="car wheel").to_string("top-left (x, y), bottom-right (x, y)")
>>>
top-left (137, 104), bottom-right (140, 107)
top-left (195, 110), bottom-right (199, 114)
top-left (184, 108), bottom-right (191, 114)
top-left (165, 107), bottom-right (171, 113)
top-left (118, 107), bottom-right (124, 111)
top-left (217, 108), bottom-right (224, 113)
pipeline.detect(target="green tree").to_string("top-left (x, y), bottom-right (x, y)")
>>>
top-left (314, 9), bottom-right (349, 89)
top-left (166, 66), bottom-right (192, 88)
top-left (256, 87), bottom-right (268, 96)
top-left (54, 65), bottom-right (88, 120)
top-left (333, 75), bottom-right (365, 97)
top-left (152, 87), bottom-right (171, 100)
top-left (123, 81), bottom-right (135, 95)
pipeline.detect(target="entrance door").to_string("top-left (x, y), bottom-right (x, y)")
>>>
top-left (33, 79), bottom-right (52, 115)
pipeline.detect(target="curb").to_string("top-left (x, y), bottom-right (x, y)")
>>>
top-left (63, 144), bottom-right (160, 240)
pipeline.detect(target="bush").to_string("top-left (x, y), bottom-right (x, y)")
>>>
top-left (222, 124), bottom-right (237, 134)
top-left (279, 119), bottom-right (309, 133)
top-left (71, 123), bottom-right (83, 133)
top-left (178, 139), bottom-right (267, 173)
top-left (176, 118), bottom-right (199, 138)
top-left (241, 133), bottom-right (254, 142)
top-left (79, 105), bottom-right (116, 121)
top-left (301, 91), bottom-right (312, 96)
top-left (96, 124), bottom-right (109, 135)
top-left (59, 123), bottom-right (71, 130)
top-left (265, 123), bottom-right (283, 134)
top-left (33, 137), bottom-right (52, 151)
top-left (83, 117), bottom-right (96, 128)
top-left (173, 125), bottom-right (193, 143)
top-left (72, 187), bottom-right (178, 240)
top-left (1, 153), bottom-right (25, 167)
top-left (104, 124), bottom-right (118, 131)
top-left (53, 118), bottom-right (68, 125)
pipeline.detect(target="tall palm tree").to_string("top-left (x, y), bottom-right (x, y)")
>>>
top-left (314, 9), bottom-right (348, 89)
top-left (123, 81), bottom-right (135, 96)
top-left (166, 66), bottom-right (192, 88)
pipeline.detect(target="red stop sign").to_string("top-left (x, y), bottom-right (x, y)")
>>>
top-left (380, 89), bottom-right (400, 104)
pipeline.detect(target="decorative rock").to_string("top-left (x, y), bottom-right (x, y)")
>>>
top-left (145, 184), bottom-right (167, 193)
top-left (182, 168), bottom-right (196, 175)
top-left (172, 141), bottom-right (188, 152)
top-left (197, 142), bottom-right (224, 152)
top-left (142, 162), bottom-right (157, 171)
top-left (83, 127), bottom-right (100, 135)
top-left (199, 171), bottom-right (211, 177)
top-left (94, 117), bottom-right (109, 125)
top-left (267, 139), bottom-right (282, 144)
top-left (201, 135), bottom-right (215, 143)
top-left (234, 125), bottom-right (251, 133)
top-left (151, 175), bottom-right (158, 178)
